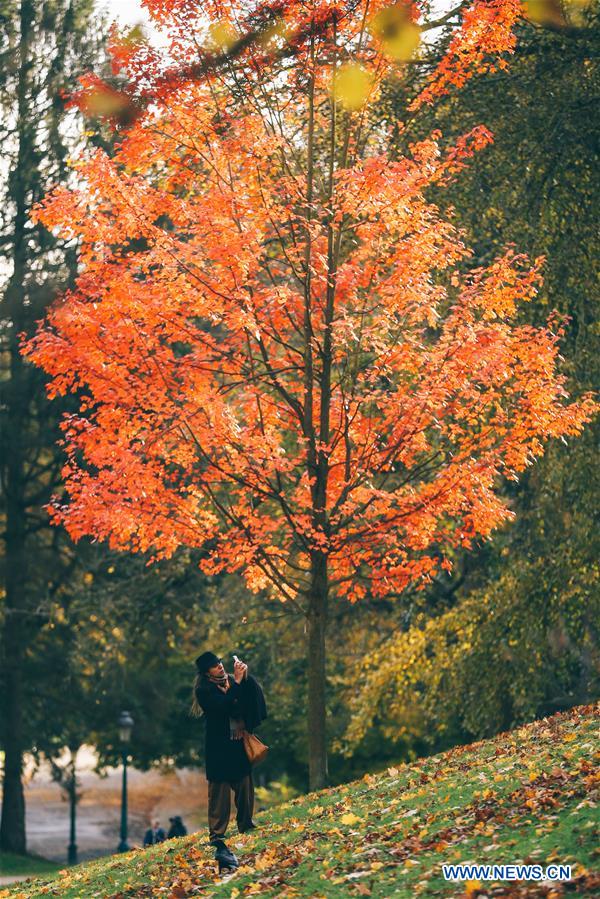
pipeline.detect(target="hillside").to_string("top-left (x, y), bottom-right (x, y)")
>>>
top-left (4, 702), bottom-right (599, 899)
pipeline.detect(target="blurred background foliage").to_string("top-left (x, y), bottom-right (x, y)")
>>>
top-left (338, 5), bottom-right (600, 763)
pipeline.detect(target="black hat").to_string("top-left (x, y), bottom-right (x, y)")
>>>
top-left (195, 651), bottom-right (220, 673)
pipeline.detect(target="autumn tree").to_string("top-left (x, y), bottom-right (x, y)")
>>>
top-left (27, 0), bottom-right (596, 789)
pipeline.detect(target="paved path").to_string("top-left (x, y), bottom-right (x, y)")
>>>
top-left (23, 750), bottom-right (208, 864)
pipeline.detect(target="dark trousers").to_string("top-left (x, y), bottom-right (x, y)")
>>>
top-left (208, 775), bottom-right (254, 840)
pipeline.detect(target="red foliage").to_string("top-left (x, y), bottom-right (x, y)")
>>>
top-left (26, 1), bottom-right (596, 604)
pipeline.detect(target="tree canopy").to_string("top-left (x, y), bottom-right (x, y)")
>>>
top-left (25, 0), bottom-right (597, 788)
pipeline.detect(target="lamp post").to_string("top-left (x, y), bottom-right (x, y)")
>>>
top-left (117, 710), bottom-right (134, 853)
top-left (67, 751), bottom-right (78, 865)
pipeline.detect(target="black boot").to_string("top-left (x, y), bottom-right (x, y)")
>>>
top-left (212, 838), bottom-right (238, 873)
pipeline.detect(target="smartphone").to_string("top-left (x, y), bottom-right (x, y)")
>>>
top-left (233, 654), bottom-right (247, 679)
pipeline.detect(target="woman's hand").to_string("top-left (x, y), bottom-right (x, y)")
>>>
top-left (233, 657), bottom-right (248, 684)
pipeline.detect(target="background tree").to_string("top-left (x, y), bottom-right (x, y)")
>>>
top-left (68, 550), bottom-right (215, 771)
top-left (338, 6), bottom-right (600, 757)
top-left (26, 0), bottom-right (596, 792)
top-left (0, 0), bottom-right (109, 853)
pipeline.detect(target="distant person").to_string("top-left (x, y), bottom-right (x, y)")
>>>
top-left (191, 651), bottom-right (267, 867)
top-left (143, 820), bottom-right (166, 847)
top-left (168, 815), bottom-right (188, 838)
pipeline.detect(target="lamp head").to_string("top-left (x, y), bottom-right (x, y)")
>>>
top-left (118, 710), bottom-right (134, 743)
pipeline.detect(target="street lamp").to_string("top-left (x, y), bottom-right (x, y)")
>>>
top-left (117, 710), bottom-right (134, 853)
top-left (66, 751), bottom-right (79, 865)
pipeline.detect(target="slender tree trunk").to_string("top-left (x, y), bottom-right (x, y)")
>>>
top-left (307, 550), bottom-right (329, 791)
top-left (0, 0), bottom-right (34, 855)
top-left (0, 352), bottom-right (27, 852)
top-left (300, 24), bottom-right (329, 792)
top-left (0, 590), bottom-right (26, 854)
top-left (0, 276), bottom-right (28, 857)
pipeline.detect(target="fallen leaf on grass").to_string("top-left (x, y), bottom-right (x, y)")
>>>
top-left (340, 813), bottom-right (361, 825)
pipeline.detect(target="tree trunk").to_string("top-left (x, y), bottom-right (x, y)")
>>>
top-left (0, 639), bottom-right (26, 854)
top-left (306, 550), bottom-right (329, 791)
top-left (0, 327), bottom-right (28, 855)
top-left (0, 0), bottom-right (34, 855)
top-left (0, 244), bottom-right (28, 858)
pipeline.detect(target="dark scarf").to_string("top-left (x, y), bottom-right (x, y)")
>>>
top-left (205, 671), bottom-right (229, 691)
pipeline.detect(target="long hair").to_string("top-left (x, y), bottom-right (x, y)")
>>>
top-left (190, 673), bottom-right (204, 718)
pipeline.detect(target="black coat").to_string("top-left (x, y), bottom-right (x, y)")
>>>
top-left (143, 827), bottom-right (166, 846)
top-left (196, 673), bottom-right (267, 783)
top-left (242, 674), bottom-right (268, 733)
top-left (167, 820), bottom-right (187, 838)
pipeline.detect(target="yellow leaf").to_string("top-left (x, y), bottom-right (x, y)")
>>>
top-left (254, 848), bottom-right (278, 871)
top-left (370, 5), bottom-right (421, 61)
top-left (332, 64), bottom-right (373, 111)
top-left (522, 0), bottom-right (565, 27)
top-left (340, 812), bottom-right (361, 825)
top-left (208, 20), bottom-right (238, 51)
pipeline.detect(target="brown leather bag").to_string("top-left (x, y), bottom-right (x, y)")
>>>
top-left (242, 731), bottom-right (269, 766)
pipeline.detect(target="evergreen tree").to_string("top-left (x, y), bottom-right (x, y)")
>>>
top-left (0, 0), bottom-right (107, 853)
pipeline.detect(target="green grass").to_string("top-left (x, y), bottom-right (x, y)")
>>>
top-left (4, 702), bottom-right (598, 898)
top-left (0, 852), bottom-right (59, 878)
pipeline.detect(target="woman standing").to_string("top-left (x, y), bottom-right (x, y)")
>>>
top-left (191, 651), bottom-right (267, 870)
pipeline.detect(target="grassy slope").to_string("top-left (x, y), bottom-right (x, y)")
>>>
top-left (4, 703), bottom-right (598, 899)
top-left (0, 855), bottom-right (58, 878)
